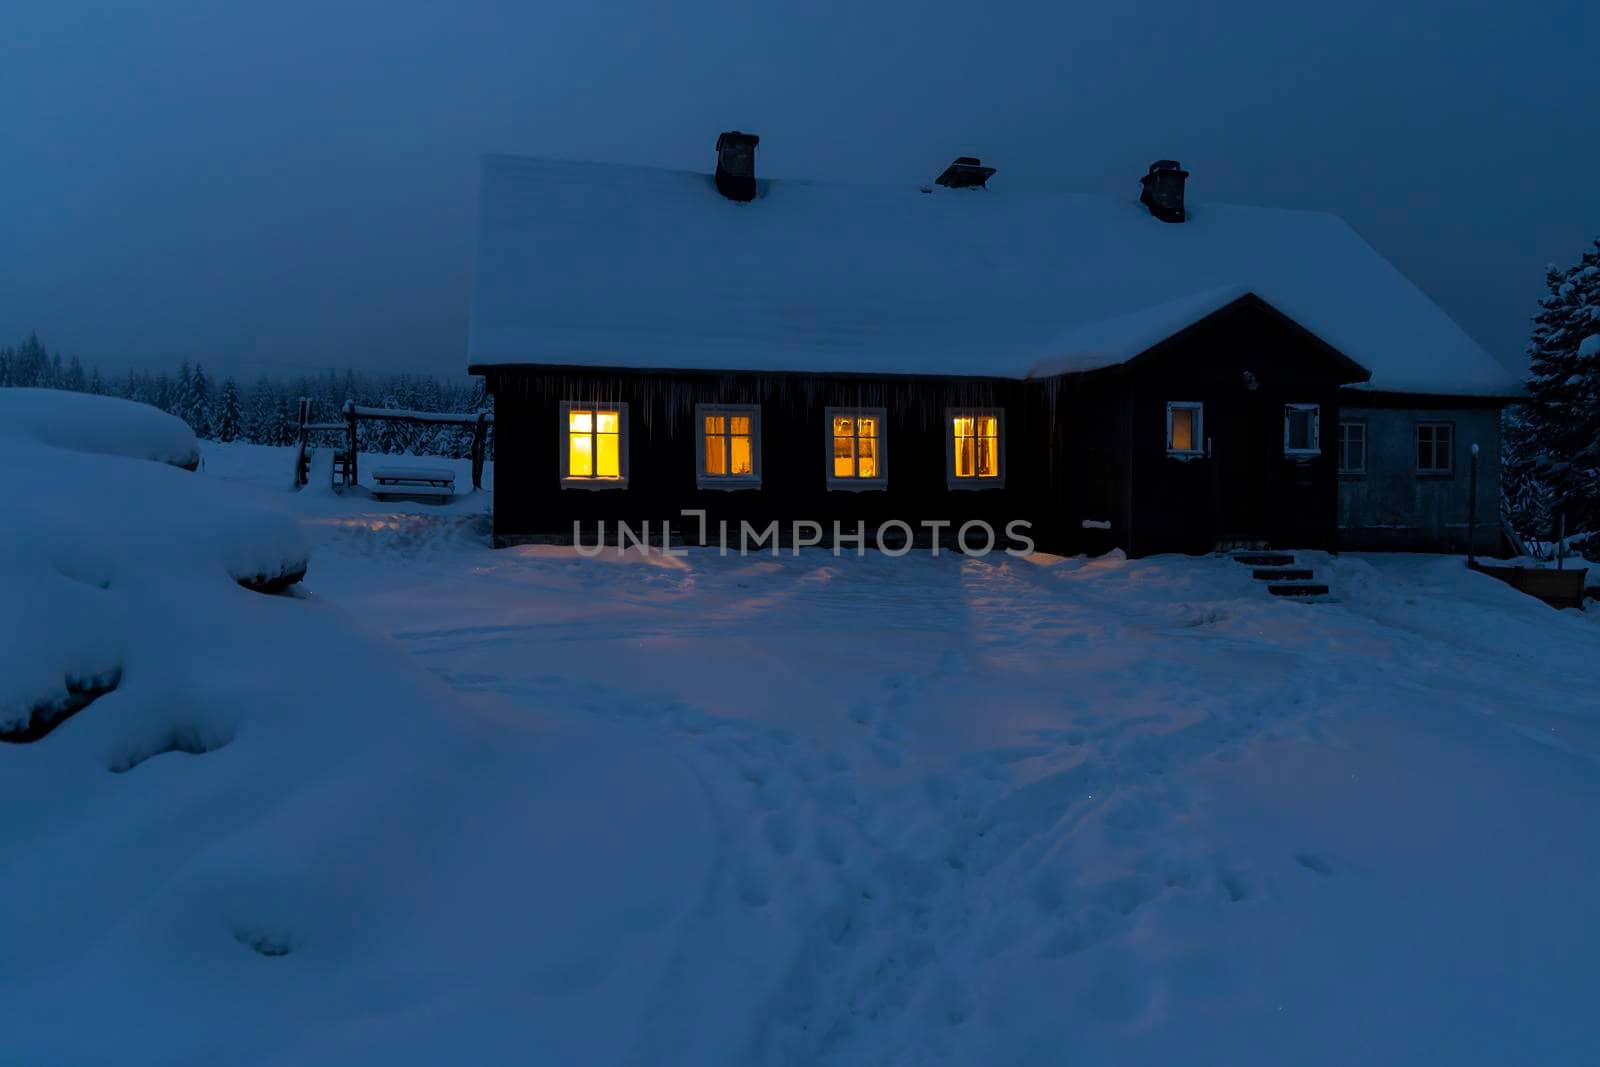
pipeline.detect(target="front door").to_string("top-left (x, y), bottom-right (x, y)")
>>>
top-left (1212, 386), bottom-right (1278, 544)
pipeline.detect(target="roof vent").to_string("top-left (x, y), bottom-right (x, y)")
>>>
top-left (1139, 159), bottom-right (1188, 223)
top-left (934, 156), bottom-right (996, 189)
top-left (714, 131), bottom-right (759, 202)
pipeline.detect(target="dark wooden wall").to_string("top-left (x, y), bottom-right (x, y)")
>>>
top-left (484, 367), bottom-right (1053, 551)
top-left (481, 300), bottom-right (1367, 557)
top-left (1119, 300), bottom-right (1355, 554)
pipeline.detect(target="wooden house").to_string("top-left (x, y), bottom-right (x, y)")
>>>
top-left (468, 140), bottom-right (1523, 556)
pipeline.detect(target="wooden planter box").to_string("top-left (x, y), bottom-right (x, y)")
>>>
top-left (1470, 561), bottom-right (1590, 610)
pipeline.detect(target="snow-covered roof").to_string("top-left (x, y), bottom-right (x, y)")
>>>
top-left (469, 154), bottom-right (1523, 397)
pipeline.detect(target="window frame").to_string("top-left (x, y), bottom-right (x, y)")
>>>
top-left (559, 400), bottom-right (629, 489)
top-left (694, 403), bottom-right (762, 490)
top-left (1338, 418), bottom-right (1367, 475)
top-left (1416, 420), bottom-right (1456, 477)
top-left (1165, 401), bottom-right (1205, 459)
top-left (1283, 403), bottom-right (1322, 458)
top-left (823, 406), bottom-right (889, 491)
top-left (945, 407), bottom-right (1006, 489)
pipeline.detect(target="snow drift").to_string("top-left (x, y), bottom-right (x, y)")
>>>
top-left (0, 387), bottom-right (201, 469)
top-left (1, 417), bottom-right (310, 735)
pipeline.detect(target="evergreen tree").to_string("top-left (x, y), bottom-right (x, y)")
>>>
top-left (1512, 238), bottom-right (1600, 545)
top-left (245, 377), bottom-right (278, 444)
top-left (62, 355), bottom-right (88, 392)
top-left (216, 378), bottom-right (243, 443)
top-left (187, 364), bottom-right (213, 438)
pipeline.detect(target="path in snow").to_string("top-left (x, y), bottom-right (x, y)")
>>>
top-left (301, 506), bottom-right (1600, 1065)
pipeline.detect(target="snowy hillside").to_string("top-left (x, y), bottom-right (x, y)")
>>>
top-left (3, 438), bottom-right (1599, 1065)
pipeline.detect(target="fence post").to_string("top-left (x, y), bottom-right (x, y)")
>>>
top-left (345, 400), bottom-right (359, 488)
top-left (293, 397), bottom-right (311, 488)
top-left (471, 411), bottom-right (488, 490)
top-left (1558, 513), bottom-right (1567, 571)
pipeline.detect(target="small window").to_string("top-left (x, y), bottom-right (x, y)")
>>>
top-left (948, 408), bottom-right (1004, 488)
top-left (561, 401), bottom-right (628, 488)
top-left (696, 404), bottom-right (760, 489)
top-left (825, 407), bottom-right (888, 490)
top-left (1284, 403), bottom-right (1321, 456)
top-left (1417, 422), bottom-right (1454, 475)
top-left (1166, 401), bottom-right (1204, 456)
top-left (1339, 420), bottom-right (1366, 473)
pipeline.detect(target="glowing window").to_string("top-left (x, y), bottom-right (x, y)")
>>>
top-left (1284, 403), bottom-right (1321, 456)
top-left (696, 404), bottom-right (760, 487)
top-left (1166, 401), bottom-right (1204, 456)
top-left (561, 402), bottom-right (627, 487)
top-left (947, 408), bottom-right (1004, 487)
top-left (825, 407), bottom-right (887, 489)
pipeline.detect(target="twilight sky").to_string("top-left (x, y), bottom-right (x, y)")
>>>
top-left (3, 0), bottom-right (1595, 381)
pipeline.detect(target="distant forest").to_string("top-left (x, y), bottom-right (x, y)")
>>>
top-left (0, 334), bottom-right (491, 459)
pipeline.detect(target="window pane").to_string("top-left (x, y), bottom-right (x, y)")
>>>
top-left (953, 416), bottom-right (973, 439)
top-left (569, 410), bottom-right (593, 433)
top-left (833, 434), bottom-right (855, 478)
top-left (1437, 426), bottom-right (1452, 468)
top-left (596, 410), bottom-right (620, 434)
top-left (730, 435), bottom-right (752, 475)
top-left (833, 416), bottom-right (855, 436)
top-left (856, 416), bottom-right (877, 439)
top-left (1417, 426), bottom-right (1432, 469)
top-left (956, 436), bottom-right (974, 477)
top-left (705, 430), bottom-right (726, 475)
top-left (977, 435), bottom-right (997, 477)
top-left (977, 416), bottom-right (998, 438)
top-left (1171, 408), bottom-right (1194, 451)
top-left (729, 415), bottom-right (750, 435)
top-left (705, 415), bottom-right (724, 435)
top-left (857, 435), bottom-right (878, 478)
top-left (596, 433), bottom-right (620, 478)
top-left (569, 432), bottom-right (593, 476)
top-left (1287, 410), bottom-right (1314, 451)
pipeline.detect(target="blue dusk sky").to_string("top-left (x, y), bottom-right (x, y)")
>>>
top-left (3, 0), bottom-right (1596, 380)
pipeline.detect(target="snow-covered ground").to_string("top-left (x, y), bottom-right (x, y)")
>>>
top-left (5, 436), bottom-right (1600, 1065)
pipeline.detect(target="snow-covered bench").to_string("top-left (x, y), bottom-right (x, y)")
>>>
top-left (371, 465), bottom-right (455, 502)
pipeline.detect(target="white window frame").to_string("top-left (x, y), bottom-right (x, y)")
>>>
top-left (695, 403), bottom-right (761, 489)
top-left (559, 400), bottom-right (629, 489)
top-left (1165, 401), bottom-right (1205, 458)
top-left (946, 407), bottom-right (1006, 489)
top-left (1283, 403), bottom-right (1321, 457)
top-left (1416, 421), bottom-right (1455, 475)
top-left (1338, 419), bottom-right (1367, 474)
top-left (824, 406), bottom-right (889, 491)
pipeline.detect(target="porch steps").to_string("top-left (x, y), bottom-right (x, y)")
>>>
top-left (1230, 552), bottom-right (1333, 601)
top-left (1232, 552), bottom-right (1294, 567)
top-left (1267, 582), bottom-right (1331, 598)
top-left (1252, 567), bottom-right (1313, 581)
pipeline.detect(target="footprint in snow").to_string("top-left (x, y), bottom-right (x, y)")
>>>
top-left (1294, 851), bottom-right (1336, 877)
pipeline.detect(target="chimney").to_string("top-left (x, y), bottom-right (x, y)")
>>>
top-left (1139, 160), bottom-right (1188, 222)
top-left (935, 156), bottom-right (996, 189)
top-left (714, 131), bottom-right (759, 202)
